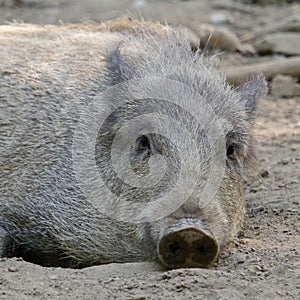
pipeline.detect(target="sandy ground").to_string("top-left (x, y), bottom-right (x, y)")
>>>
top-left (0, 1), bottom-right (299, 299)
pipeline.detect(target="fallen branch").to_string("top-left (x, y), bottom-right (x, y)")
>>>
top-left (223, 56), bottom-right (300, 85)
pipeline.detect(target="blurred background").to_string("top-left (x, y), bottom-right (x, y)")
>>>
top-left (0, 0), bottom-right (299, 87)
top-left (0, 1), bottom-right (299, 27)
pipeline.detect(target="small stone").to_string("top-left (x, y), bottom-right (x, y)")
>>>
top-left (237, 43), bottom-right (256, 55)
top-left (255, 33), bottom-right (300, 56)
top-left (209, 13), bottom-right (228, 25)
top-left (271, 75), bottom-right (300, 98)
top-left (131, 0), bottom-right (146, 9)
top-left (200, 27), bottom-right (241, 51)
top-left (161, 273), bottom-right (171, 280)
top-left (199, 26), bottom-right (254, 54)
top-left (260, 169), bottom-right (269, 178)
top-left (175, 26), bottom-right (200, 50)
top-left (15, 257), bottom-right (23, 261)
top-left (8, 266), bottom-right (18, 272)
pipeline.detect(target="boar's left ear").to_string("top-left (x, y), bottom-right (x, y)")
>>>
top-left (236, 75), bottom-right (268, 115)
top-left (106, 43), bottom-right (135, 83)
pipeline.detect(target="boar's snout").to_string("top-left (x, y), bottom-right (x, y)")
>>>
top-left (158, 226), bottom-right (219, 269)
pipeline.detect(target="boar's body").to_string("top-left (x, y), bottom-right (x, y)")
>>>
top-left (0, 18), bottom-right (267, 268)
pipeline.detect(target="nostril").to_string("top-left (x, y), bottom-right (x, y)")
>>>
top-left (192, 234), bottom-right (219, 266)
top-left (158, 234), bottom-right (187, 268)
top-left (196, 245), bottom-right (206, 255)
top-left (168, 241), bottom-right (182, 255)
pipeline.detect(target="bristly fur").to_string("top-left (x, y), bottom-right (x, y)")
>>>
top-left (0, 17), bottom-right (267, 268)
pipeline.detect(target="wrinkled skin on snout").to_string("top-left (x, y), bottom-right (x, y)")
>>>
top-left (0, 17), bottom-right (267, 269)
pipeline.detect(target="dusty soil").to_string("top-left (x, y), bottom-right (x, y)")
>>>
top-left (0, 1), bottom-right (299, 299)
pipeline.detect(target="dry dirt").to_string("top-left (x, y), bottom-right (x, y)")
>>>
top-left (0, 1), bottom-right (299, 299)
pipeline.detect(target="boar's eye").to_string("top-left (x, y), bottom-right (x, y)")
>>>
top-left (226, 143), bottom-right (237, 160)
top-left (136, 135), bottom-right (151, 153)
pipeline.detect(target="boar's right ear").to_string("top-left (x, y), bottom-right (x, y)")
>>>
top-left (236, 75), bottom-right (268, 115)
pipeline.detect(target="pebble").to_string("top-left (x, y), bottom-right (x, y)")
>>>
top-left (175, 26), bottom-right (200, 50)
top-left (209, 12), bottom-right (229, 25)
top-left (271, 75), bottom-right (300, 98)
top-left (255, 33), bottom-right (300, 56)
top-left (260, 169), bottom-right (269, 178)
top-left (8, 266), bottom-right (18, 272)
top-left (200, 26), bottom-right (255, 53)
top-left (132, 0), bottom-right (146, 9)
